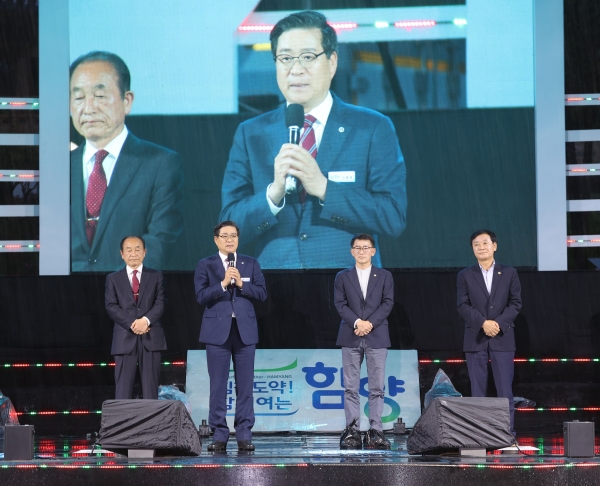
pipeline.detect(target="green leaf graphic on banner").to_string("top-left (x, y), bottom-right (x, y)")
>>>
top-left (229, 359), bottom-right (298, 373)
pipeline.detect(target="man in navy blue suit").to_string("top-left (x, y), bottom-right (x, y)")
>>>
top-left (220, 10), bottom-right (406, 269)
top-left (194, 221), bottom-right (267, 451)
top-left (457, 230), bottom-right (522, 437)
top-left (105, 236), bottom-right (167, 400)
top-left (334, 233), bottom-right (394, 450)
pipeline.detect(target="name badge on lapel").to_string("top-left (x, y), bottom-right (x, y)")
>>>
top-left (328, 171), bottom-right (355, 182)
top-left (241, 277), bottom-right (250, 282)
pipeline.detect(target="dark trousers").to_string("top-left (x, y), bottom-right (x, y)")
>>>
top-left (114, 335), bottom-right (161, 400)
top-left (206, 318), bottom-right (256, 443)
top-left (465, 348), bottom-right (515, 435)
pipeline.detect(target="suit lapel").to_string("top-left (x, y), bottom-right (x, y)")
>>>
top-left (489, 263), bottom-right (504, 301)
top-left (266, 107), bottom-right (287, 165)
top-left (71, 144), bottom-right (89, 251)
top-left (91, 134), bottom-right (144, 252)
top-left (137, 267), bottom-right (151, 304)
top-left (347, 267), bottom-right (363, 301)
top-left (316, 95), bottom-right (352, 175)
top-left (472, 265), bottom-right (489, 296)
top-left (118, 267), bottom-right (135, 304)
top-left (365, 266), bottom-right (379, 301)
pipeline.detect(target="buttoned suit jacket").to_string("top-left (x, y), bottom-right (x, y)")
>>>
top-left (457, 263), bottom-right (522, 352)
top-left (71, 132), bottom-right (184, 272)
top-left (334, 265), bottom-right (394, 348)
top-left (105, 266), bottom-right (167, 355)
top-left (219, 93), bottom-right (407, 269)
top-left (194, 253), bottom-right (267, 346)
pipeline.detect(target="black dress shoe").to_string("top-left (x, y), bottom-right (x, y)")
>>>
top-left (340, 418), bottom-right (362, 450)
top-left (237, 440), bottom-right (255, 451)
top-left (207, 441), bottom-right (227, 451)
top-left (363, 428), bottom-right (391, 450)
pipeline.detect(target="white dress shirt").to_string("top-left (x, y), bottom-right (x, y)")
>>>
top-left (126, 263), bottom-right (150, 326)
top-left (82, 125), bottom-right (129, 196)
top-left (354, 265), bottom-right (372, 327)
top-left (267, 91), bottom-right (334, 214)
top-left (479, 260), bottom-right (496, 294)
top-left (219, 251), bottom-right (237, 317)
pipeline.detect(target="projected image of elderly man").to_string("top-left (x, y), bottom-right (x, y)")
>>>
top-left (220, 10), bottom-right (407, 269)
top-left (69, 51), bottom-right (184, 272)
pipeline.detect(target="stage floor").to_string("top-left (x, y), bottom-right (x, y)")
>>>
top-left (1, 433), bottom-right (600, 485)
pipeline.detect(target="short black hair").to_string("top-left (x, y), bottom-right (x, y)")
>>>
top-left (351, 233), bottom-right (375, 248)
top-left (214, 220), bottom-right (240, 237)
top-left (270, 10), bottom-right (338, 58)
top-left (69, 51), bottom-right (131, 98)
top-left (470, 230), bottom-right (497, 245)
top-left (120, 235), bottom-right (146, 251)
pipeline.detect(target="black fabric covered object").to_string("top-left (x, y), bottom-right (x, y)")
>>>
top-left (98, 399), bottom-right (201, 456)
top-left (407, 397), bottom-right (513, 455)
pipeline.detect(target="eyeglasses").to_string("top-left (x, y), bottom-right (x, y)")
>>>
top-left (217, 234), bottom-right (238, 240)
top-left (274, 51), bottom-right (326, 68)
top-left (352, 246), bottom-right (374, 252)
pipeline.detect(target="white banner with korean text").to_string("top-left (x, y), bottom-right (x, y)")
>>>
top-left (186, 349), bottom-right (420, 432)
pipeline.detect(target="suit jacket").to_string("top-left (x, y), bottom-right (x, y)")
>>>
top-left (457, 263), bottom-right (522, 352)
top-left (334, 266), bottom-right (394, 348)
top-left (220, 93), bottom-right (407, 269)
top-left (71, 132), bottom-right (184, 272)
top-left (194, 253), bottom-right (267, 346)
top-left (105, 266), bottom-right (167, 355)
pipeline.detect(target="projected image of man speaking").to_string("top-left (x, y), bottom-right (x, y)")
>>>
top-left (69, 51), bottom-right (184, 272)
top-left (220, 11), bottom-right (407, 269)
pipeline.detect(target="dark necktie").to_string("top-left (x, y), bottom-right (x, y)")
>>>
top-left (132, 270), bottom-right (140, 304)
top-left (299, 115), bottom-right (318, 204)
top-left (86, 149), bottom-right (109, 246)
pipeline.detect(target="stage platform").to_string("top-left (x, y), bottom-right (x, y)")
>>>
top-left (1, 433), bottom-right (600, 485)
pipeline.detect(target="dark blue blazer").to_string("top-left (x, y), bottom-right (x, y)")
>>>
top-left (219, 93), bottom-right (407, 269)
top-left (457, 263), bottom-right (522, 352)
top-left (105, 266), bottom-right (167, 355)
top-left (71, 133), bottom-right (184, 272)
top-left (194, 253), bottom-right (267, 346)
top-left (334, 266), bottom-right (394, 348)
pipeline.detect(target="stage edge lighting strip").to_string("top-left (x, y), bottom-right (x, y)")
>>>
top-left (0, 99), bottom-right (39, 110)
top-left (14, 407), bottom-right (600, 416)
top-left (3, 359), bottom-right (600, 367)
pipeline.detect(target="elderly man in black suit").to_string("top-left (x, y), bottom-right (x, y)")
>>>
top-left (70, 51), bottom-right (183, 272)
top-left (105, 235), bottom-right (167, 399)
top-left (457, 230), bottom-right (522, 437)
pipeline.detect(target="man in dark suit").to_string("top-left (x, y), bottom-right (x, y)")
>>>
top-left (220, 11), bottom-right (406, 269)
top-left (70, 51), bottom-right (183, 272)
top-left (457, 230), bottom-right (522, 436)
top-left (194, 221), bottom-right (267, 451)
top-left (105, 235), bottom-right (167, 399)
top-left (334, 233), bottom-right (394, 450)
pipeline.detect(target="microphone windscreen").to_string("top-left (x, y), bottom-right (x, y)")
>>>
top-left (285, 103), bottom-right (304, 129)
top-left (227, 253), bottom-right (235, 264)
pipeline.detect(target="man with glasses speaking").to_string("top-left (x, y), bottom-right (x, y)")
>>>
top-left (194, 221), bottom-right (267, 451)
top-left (220, 10), bottom-right (407, 269)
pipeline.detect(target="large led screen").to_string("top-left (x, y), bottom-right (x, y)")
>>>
top-left (69, 0), bottom-right (536, 272)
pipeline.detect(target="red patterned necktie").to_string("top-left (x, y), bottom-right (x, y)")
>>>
top-left (86, 149), bottom-right (109, 246)
top-left (132, 270), bottom-right (140, 304)
top-left (299, 115), bottom-right (318, 204)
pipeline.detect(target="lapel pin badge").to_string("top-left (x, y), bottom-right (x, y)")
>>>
top-left (498, 271), bottom-right (501, 274)
top-left (374, 274), bottom-right (377, 277)
top-left (339, 127), bottom-right (345, 133)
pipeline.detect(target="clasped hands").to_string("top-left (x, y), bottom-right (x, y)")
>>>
top-left (222, 267), bottom-right (243, 289)
top-left (268, 144), bottom-right (328, 205)
top-left (131, 318), bottom-right (149, 335)
top-left (482, 319), bottom-right (500, 337)
top-left (355, 319), bottom-right (373, 337)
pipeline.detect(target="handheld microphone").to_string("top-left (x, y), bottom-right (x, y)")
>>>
top-left (285, 104), bottom-right (304, 194)
top-left (227, 253), bottom-right (235, 286)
